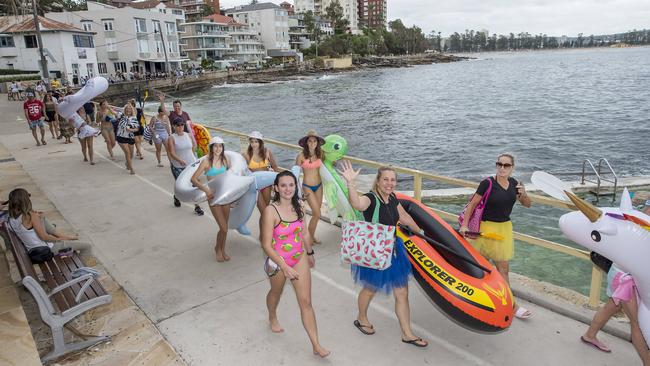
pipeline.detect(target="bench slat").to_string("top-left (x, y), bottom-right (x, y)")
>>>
top-left (55, 256), bottom-right (90, 303)
top-left (69, 255), bottom-right (106, 297)
top-left (37, 261), bottom-right (70, 311)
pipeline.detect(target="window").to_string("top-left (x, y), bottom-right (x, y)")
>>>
top-left (71, 63), bottom-right (79, 76)
top-left (86, 63), bottom-right (94, 77)
top-left (81, 21), bottom-right (92, 31)
top-left (114, 62), bottom-right (127, 73)
top-left (103, 19), bottom-right (114, 31)
top-left (135, 18), bottom-right (147, 33)
top-left (105, 38), bottom-right (116, 51)
top-left (0, 36), bottom-right (14, 47)
top-left (172, 9), bottom-right (183, 15)
top-left (156, 40), bottom-right (163, 53)
top-left (73, 35), bottom-right (94, 48)
top-left (138, 39), bottom-right (149, 52)
top-left (165, 22), bottom-right (176, 34)
top-left (98, 63), bottom-right (108, 74)
top-left (152, 20), bottom-right (161, 33)
top-left (24, 35), bottom-right (37, 48)
top-left (130, 62), bottom-right (140, 72)
top-left (168, 40), bottom-right (178, 53)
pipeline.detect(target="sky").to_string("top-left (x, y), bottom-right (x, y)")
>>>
top-left (218, 0), bottom-right (650, 37)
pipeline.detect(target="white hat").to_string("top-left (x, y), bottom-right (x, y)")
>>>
top-left (209, 136), bottom-right (224, 145)
top-left (248, 131), bottom-right (263, 141)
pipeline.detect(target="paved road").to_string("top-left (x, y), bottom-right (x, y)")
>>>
top-left (0, 99), bottom-right (640, 365)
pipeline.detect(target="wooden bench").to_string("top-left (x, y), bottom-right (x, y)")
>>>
top-left (0, 222), bottom-right (111, 363)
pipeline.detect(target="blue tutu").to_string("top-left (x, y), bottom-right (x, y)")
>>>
top-left (351, 237), bottom-right (412, 294)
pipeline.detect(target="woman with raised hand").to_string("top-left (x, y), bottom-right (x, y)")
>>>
top-left (261, 170), bottom-right (330, 358)
top-left (245, 131), bottom-right (278, 229)
top-left (459, 153), bottom-right (532, 319)
top-left (191, 137), bottom-right (229, 261)
top-left (339, 161), bottom-right (428, 348)
top-left (295, 130), bottom-right (324, 244)
top-left (168, 117), bottom-right (204, 216)
top-left (116, 103), bottom-right (139, 175)
top-left (148, 105), bottom-right (172, 167)
top-left (96, 99), bottom-right (116, 160)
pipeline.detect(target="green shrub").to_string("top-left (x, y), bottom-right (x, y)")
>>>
top-left (0, 69), bottom-right (39, 75)
top-left (0, 74), bottom-right (41, 82)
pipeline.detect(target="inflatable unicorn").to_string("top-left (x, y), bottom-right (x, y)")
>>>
top-left (319, 135), bottom-right (360, 222)
top-left (56, 77), bottom-right (107, 138)
top-left (532, 171), bottom-right (650, 347)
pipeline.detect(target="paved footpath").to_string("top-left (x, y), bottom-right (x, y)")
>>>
top-left (0, 98), bottom-right (641, 365)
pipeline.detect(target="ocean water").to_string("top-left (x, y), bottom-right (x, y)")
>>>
top-left (147, 47), bottom-right (650, 298)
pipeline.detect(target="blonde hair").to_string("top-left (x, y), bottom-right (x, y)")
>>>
top-left (371, 166), bottom-right (396, 194)
top-left (497, 153), bottom-right (515, 166)
top-left (123, 104), bottom-right (134, 116)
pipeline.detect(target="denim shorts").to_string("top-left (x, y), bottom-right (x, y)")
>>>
top-left (29, 119), bottom-right (44, 129)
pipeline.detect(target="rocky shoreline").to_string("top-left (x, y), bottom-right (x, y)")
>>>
top-left (225, 53), bottom-right (472, 84)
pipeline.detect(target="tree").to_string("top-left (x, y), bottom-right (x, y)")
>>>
top-left (325, 0), bottom-right (349, 35)
top-left (201, 3), bottom-right (215, 16)
top-left (303, 10), bottom-right (322, 56)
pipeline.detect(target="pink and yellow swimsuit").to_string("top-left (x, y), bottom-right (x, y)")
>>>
top-left (271, 205), bottom-right (304, 267)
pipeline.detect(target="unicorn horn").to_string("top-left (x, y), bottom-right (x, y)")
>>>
top-left (565, 191), bottom-right (602, 223)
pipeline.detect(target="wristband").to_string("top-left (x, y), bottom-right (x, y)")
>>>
top-left (306, 250), bottom-right (315, 256)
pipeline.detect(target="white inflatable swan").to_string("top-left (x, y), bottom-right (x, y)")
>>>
top-left (57, 77), bottom-right (106, 138)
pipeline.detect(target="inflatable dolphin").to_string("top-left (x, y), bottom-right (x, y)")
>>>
top-left (57, 77), bottom-right (107, 138)
top-left (533, 172), bottom-right (650, 347)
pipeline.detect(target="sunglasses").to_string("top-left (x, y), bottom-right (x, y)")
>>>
top-left (496, 162), bottom-right (513, 168)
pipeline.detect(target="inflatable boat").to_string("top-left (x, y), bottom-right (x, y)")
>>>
top-left (395, 193), bottom-right (515, 333)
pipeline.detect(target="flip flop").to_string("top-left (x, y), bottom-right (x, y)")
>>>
top-left (581, 336), bottom-right (611, 353)
top-left (515, 306), bottom-right (533, 319)
top-left (402, 337), bottom-right (428, 348)
top-left (353, 320), bottom-right (375, 335)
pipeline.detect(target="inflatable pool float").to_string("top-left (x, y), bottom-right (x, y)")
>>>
top-left (57, 77), bottom-right (106, 138)
top-left (229, 170), bottom-right (277, 235)
top-left (319, 135), bottom-right (360, 222)
top-left (532, 171), bottom-right (650, 347)
top-left (174, 151), bottom-right (253, 205)
top-left (395, 193), bottom-right (514, 333)
top-left (192, 123), bottom-right (211, 157)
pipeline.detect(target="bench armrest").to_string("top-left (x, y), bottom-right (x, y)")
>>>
top-left (48, 274), bottom-right (96, 303)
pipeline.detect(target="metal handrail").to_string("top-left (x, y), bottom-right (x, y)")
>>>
top-left (206, 126), bottom-right (603, 307)
top-left (598, 158), bottom-right (618, 202)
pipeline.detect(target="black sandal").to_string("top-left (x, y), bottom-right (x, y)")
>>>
top-left (353, 320), bottom-right (375, 335)
top-left (402, 337), bottom-right (428, 348)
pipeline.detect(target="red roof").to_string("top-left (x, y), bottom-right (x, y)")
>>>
top-left (129, 0), bottom-right (183, 10)
top-left (203, 13), bottom-right (242, 26)
top-left (3, 15), bottom-right (90, 34)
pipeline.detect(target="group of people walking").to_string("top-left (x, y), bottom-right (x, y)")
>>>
top-left (12, 91), bottom-right (649, 362)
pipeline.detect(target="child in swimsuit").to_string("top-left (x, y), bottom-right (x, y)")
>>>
top-left (295, 130), bottom-right (325, 244)
top-left (261, 170), bottom-right (329, 358)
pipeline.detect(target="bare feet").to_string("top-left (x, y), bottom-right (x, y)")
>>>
top-left (215, 247), bottom-right (226, 262)
top-left (157, 163), bottom-right (163, 167)
top-left (36, 142), bottom-right (41, 146)
top-left (313, 237), bottom-right (322, 245)
top-left (129, 170), bottom-right (135, 175)
top-left (41, 139), bottom-right (47, 145)
top-left (313, 345), bottom-right (330, 358)
top-left (90, 161), bottom-right (95, 165)
top-left (83, 157), bottom-right (88, 162)
top-left (269, 318), bottom-right (284, 333)
top-left (223, 252), bottom-right (231, 261)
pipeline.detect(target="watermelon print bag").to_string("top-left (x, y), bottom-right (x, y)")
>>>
top-left (340, 194), bottom-right (395, 270)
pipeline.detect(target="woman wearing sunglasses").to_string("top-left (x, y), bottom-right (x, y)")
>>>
top-left (459, 153), bottom-right (532, 319)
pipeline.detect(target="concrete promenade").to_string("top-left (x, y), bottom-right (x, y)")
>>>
top-left (0, 98), bottom-right (641, 365)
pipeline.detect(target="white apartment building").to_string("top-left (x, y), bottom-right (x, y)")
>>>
top-left (224, 3), bottom-right (290, 54)
top-left (294, 0), bottom-right (358, 34)
top-left (181, 13), bottom-right (265, 66)
top-left (47, 1), bottom-right (184, 76)
top-left (0, 15), bottom-right (99, 83)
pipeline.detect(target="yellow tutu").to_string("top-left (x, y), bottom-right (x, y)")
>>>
top-left (469, 220), bottom-right (514, 262)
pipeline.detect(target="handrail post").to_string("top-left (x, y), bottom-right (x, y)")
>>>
top-left (588, 265), bottom-right (603, 309)
top-left (413, 173), bottom-right (422, 201)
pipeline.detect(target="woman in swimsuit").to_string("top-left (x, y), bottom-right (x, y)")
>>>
top-left (43, 92), bottom-right (60, 140)
top-left (96, 99), bottom-right (116, 160)
top-left (244, 131), bottom-right (279, 234)
top-left (191, 136), bottom-right (231, 262)
top-left (295, 130), bottom-right (324, 244)
top-left (261, 170), bottom-right (330, 358)
top-left (148, 106), bottom-right (172, 167)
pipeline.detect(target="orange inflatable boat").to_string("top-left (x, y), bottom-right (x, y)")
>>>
top-left (395, 193), bottom-right (515, 333)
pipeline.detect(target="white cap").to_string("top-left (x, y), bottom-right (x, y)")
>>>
top-left (248, 131), bottom-right (263, 141)
top-left (209, 136), bottom-right (224, 145)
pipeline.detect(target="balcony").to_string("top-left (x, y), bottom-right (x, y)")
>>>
top-left (138, 52), bottom-right (150, 59)
top-left (107, 50), bottom-right (119, 59)
top-left (0, 47), bottom-right (18, 57)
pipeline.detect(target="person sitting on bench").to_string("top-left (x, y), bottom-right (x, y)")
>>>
top-left (6, 188), bottom-right (90, 259)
